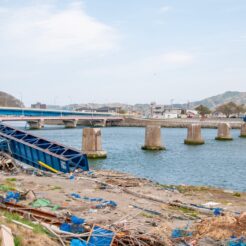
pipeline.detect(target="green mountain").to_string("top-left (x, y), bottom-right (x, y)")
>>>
top-left (190, 91), bottom-right (246, 109)
top-left (0, 91), bottom-right (24, 108)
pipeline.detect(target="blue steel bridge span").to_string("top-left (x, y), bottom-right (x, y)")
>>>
top-left (0, 123), bottom-right (89, 173)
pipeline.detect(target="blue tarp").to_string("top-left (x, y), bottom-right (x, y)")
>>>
top-left (87, 226), bottom-right (114, 246)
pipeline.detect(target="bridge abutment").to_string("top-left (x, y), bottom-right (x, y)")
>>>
top-left (82, 128), bottom-right (107, 158)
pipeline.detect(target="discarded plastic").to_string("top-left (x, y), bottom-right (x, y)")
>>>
top-left (70, 239), bottom-right (87, 246)
top-left (95, 200), bottom-right (117, 209)
top-left (71, 193), bottom-right (81, 199)
top-left (213, 208), bottom-right (223, 216)
top-left (71, 215), bottom-right (85, 225)
top-left (5, 191), bottom-right (20, 203)
top-left (70, 194), bottom-right (117, 209)
top-left (31, 198), bottom-right (59, 211)
top-left (171, 229), bottom-right (192, 238)
top-left (60, 223), bottom-right (72, 232)
top-left (228, 237), bottom-right (246, 246)
top-left (87, 225), bottom-right (115, 246)
top-left (60, 215), bottom-right (86, 234)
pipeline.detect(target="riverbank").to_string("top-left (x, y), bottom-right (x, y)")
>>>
top-left (0, 168), bottom-right (245, 245)
top-left (118, 117), bottom-right (243, 129)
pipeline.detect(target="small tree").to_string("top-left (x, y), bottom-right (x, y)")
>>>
top-left (216, 102), bottom-right (241, 118)
top-left (195, 105), bottom-right (211, 116)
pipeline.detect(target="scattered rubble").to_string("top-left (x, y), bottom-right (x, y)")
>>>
top-left (0, 163), bottom-right (245, 245)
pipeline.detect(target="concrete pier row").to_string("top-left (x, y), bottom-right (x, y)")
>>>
top-left (82, 128), bottom-right (107, 158)
top-left (184, 124), bottom-right (205, 145)
top-left (215, 123), bottom-right (233, 141)
top-left (142, 125), bottom-right (165, 150)
top-left (240, 123), bottom-right (246, 137)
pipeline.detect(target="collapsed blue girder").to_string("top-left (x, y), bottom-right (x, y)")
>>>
top-left (0, 123), bottom-right (89, 173)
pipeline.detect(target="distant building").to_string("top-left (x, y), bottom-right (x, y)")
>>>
top-left (31, 102), bottom-right (46, 109)
top-left (186, 109), bottom-right (199, 118)
top-left (75, 106), bottom-right (96, 112)
top-left (96, 106), bottom-right (121, 114)
top-left (76, 106), bottom-right (122, 114)
top-left (151, 104), bottom-right (182, 119)
top-left (46, 105), bottom-right (62, 110)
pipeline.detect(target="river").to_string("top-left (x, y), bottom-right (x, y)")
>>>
top-left (8, 123), bottom-right (246, 191)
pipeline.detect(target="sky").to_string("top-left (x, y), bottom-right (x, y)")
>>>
top-left (0, 0), bottom-right (246, 106)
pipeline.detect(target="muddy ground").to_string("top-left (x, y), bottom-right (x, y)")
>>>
top-left (0, 169), bottom-right (245, 245)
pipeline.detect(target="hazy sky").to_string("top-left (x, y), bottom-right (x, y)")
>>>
top-left (0, 0), bottom-right (246, 106)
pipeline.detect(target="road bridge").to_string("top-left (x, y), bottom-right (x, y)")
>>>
top-left (0, 107), bottom-right (123, 129)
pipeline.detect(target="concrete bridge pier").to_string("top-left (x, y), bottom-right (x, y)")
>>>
top-left (27, 120), bottom-right (44, 130)
top-left (215, 123), bottom-right (233, 140)
top-left (63, 119), bottom-right (78, 128)
top-left (240, 123), bottom-right (246, 137)
top-left (142, 125), bottom-right (165, 150)
top-left (184, 124), bottom-right (205, 145)
top-left (91, 119), bottom-right (106, 127)
top-left (82, 128), bottom-right (107, 158)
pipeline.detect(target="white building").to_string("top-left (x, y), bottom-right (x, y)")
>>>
top-left (151, 104), bottom-right (182, 119)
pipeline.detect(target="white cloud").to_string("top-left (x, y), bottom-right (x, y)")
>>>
top-left (162, 52), bottom-right (194, 64)
top-left (159, 5), bottom-right (171, 13)
top-left (81, 51), bottom-right (195, 78)
top-left (0, 2), bottom-right (119, 58)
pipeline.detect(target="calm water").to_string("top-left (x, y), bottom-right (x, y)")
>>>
top-left (10, 123), bottom-right (246, 191)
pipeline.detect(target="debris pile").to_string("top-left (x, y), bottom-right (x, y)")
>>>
top-left (0, 165), bottom-right (245, 245)
top-left (0, 152), bottom-right (18, 173)
top-left (195, 213), bottom-right (246, 240)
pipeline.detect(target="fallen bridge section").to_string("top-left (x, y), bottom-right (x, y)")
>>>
top-left (0, 123), bottom-right (89, 173)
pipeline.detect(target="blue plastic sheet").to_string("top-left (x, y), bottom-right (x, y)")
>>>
top-left (60, 215), bottom-right (85, 233)
top-left (228, 237), bottom-right (246, 246)
top-left (71, 193), bottom-right (81, 199)
top-left (213, 208), bottom-right (222, 216)
top-left (71, 215), bottom-right (85, 225)
top-left (60, 223), bottom-right (72, 232)
top-left (87, 226), bottom-right (114, 246)
top-left (70, 239), bottom-right (87, 246)
top-left (95, 200), bottom-right (117, 209)
top-left (70, 194), bottom-right (117, 209)
top-left (5, 191), bottom-right (20, 203)
top-left (171, 229), bottom-right (192, 238)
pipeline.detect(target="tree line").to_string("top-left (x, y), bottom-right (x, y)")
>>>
top-left (195, 102), bottom-right (246, 118)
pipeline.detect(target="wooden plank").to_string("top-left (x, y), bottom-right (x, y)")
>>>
top-left (1, 224), bottom-right (15, 246)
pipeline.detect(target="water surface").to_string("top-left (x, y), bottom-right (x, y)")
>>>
top-left (9, 123), bottom-right (246, 191)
